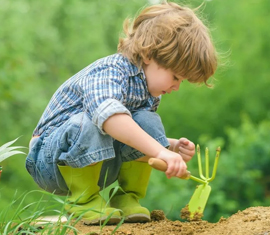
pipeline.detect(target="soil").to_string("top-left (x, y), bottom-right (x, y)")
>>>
top-left (72, 206), bottom-right (270, 235)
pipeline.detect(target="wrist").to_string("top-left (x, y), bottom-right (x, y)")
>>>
top-left (167, 138), bottom-right (177, 152)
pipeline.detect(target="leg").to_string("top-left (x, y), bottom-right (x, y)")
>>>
top-left (109, 111), bottom-right (170, 222)
top-left (26, 112), bottom-right (121, 224)
top-left (58, 163), bottom-right (121, 225)
top-left (110, 161), bottom-right (152, 222)
top-left (56, 113), bottom-right (122, 224)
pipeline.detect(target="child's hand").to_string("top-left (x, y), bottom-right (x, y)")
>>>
top-left (156, 149), bottom-right (188, 179)
top-left (172, 137), bottom-right (195, 163)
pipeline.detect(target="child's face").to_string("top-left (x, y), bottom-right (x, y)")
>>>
top-left (143, 59), bottom-right (185, 97)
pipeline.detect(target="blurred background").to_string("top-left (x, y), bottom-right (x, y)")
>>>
top-left (0, 0), bottom-right (270, 222)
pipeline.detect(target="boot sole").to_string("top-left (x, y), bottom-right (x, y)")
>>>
top-left (83, 216), bottom-right (122, 225)
top-left (124, 213), bottom-right (151, 223)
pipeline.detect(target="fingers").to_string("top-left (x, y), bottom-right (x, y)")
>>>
top-left (156, 148), bottom-right (190, 179)
top-left (179, 146), bottom-right (195, 162)
top-left (165, 159), bottom-right (187, 179)
top-left (179, 137), bottom-right (189, 145)
top-left (178, 138), bottom-right (195, 162)
top-left (179, 138), bottom-right (195, 149)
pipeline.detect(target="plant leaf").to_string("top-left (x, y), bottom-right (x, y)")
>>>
top-left (0, 137), bottom-right (21, 153)
top-left (0, 146), bottom-right (27, 155)
top-left (0, 150), bottom-right (26, 163)
top-left (0, 137), bottom-right (26, 163)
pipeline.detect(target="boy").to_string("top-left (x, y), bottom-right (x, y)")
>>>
top-left (26, 1), bottom-right (217, 225)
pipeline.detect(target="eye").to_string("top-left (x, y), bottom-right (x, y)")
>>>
top-left (173, 76), bottom-right (180, 81)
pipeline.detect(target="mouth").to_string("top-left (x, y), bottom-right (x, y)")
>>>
top-left (162, 91), bottom-right (166, 95)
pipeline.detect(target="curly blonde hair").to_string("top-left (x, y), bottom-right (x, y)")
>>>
top-left (117, 1), bottom-right (217, 85)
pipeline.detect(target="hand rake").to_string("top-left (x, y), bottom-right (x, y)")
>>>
top-left (148, 145), bottom-right (221, 221)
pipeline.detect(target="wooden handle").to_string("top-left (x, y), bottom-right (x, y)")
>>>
top-left (148, 158), bottom-right (190, 179)
top-left (148, 158), bottom-right (167, 171)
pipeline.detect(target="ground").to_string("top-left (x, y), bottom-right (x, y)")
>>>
top-left (72, 206), bottom-right (270, 235)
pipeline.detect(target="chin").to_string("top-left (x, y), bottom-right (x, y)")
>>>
top-left (149, 90), bottom-right (161, 97)
top-left (151, 93), bottom-right (160, 97)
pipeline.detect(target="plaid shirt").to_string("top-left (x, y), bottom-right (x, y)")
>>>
top-left (33, 53), bottom-right (161, 136)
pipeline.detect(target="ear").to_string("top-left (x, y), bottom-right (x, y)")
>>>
top-left (143, 58), bottom-right (151, 65)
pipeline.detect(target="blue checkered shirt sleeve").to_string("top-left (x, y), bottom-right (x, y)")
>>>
top-left (80, 65), bottom-right (131, 134)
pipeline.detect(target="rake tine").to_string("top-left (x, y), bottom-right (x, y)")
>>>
top-left (197, 145), bottom-right (206, 180)
top-left (208, 147), bottom-right (221, 182)
top-left (205, 147), bottom-right (209, 179)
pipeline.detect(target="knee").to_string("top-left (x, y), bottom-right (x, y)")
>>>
top-left (132, 111), bottom-right (164, 135)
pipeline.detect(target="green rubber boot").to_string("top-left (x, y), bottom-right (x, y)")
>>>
top-left (110, 161), bottom-right (152, 223)
top-left (58, 162), bottom-right (122, 225)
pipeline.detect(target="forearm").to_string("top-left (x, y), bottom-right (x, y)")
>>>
top-left (103, 113), bottom-right (165, 158)
top-left (103, 114), bottom-right (192, 179)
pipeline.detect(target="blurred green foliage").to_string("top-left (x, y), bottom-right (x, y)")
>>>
top-left (0, 0), bottom-right (269, 222)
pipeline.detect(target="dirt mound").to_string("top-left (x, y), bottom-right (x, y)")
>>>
top-left (74, 206), bottom-right (270, 235)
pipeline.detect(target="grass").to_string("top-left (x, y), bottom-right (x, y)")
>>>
top-left (0, 138), bottom-right (124, 234)
top-left (0, 190), bottom-right (76, 234)
top-left (0, 188), bottom-right (124, 235)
